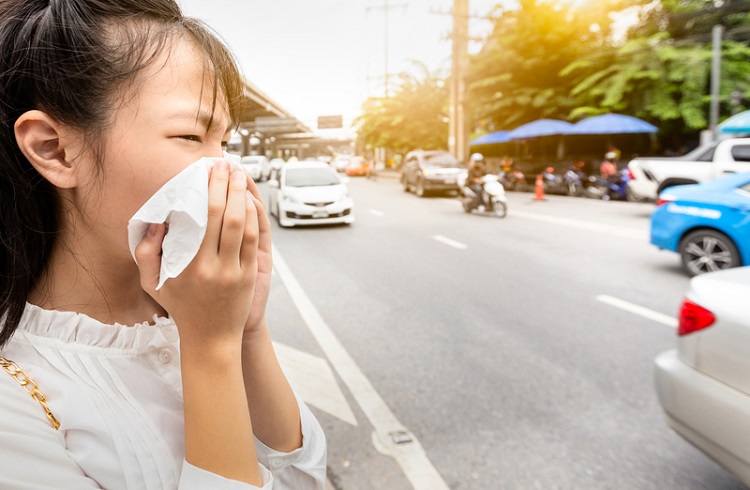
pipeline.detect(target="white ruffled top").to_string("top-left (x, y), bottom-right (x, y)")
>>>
top-left (0, 304), bottom-right (327, 490)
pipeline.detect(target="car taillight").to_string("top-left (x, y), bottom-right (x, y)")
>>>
top-left (627, 168), bottom-right (635, 180)
top-left (655, 192), bottom-right (677, 206)
top-left (678, 299), bottom-right (716, 336)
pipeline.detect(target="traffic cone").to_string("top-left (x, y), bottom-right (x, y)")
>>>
top-left (533, 174), bottom-right (546, 201)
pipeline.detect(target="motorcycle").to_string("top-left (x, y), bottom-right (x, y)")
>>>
top-left (601, 168), bottom-right (631, 201)
top-left (541, 168), bottom-right (568, 195)
top-left (458, 173), bottom-right (508, 218)
top-left (563, 169), bottom-right (585, 197)
top-left (499, 168), bottom-right (527, 192)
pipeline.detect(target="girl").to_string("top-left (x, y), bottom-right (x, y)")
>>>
top-left (0, 0), bottom-right (326, 488)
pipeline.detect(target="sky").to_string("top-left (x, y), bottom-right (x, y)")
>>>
top-left (177, 0), bottom-right (502, 132)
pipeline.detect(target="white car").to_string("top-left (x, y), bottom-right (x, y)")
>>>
top-left (240, 155), bottom-right (271, 182)
top-left (267, 162), bottom-right (354, 228)
top-left (655, 266), bottom-right (750, 485)
top-left (331, 155), bottom-right (353, 172)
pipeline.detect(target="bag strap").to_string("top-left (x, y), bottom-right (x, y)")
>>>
top-left (0, 356), bottom-right (60, 430)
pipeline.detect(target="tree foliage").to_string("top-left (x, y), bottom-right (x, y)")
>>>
top-left (355, 62), bottom-right (448, 154)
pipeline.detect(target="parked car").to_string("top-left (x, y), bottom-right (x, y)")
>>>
top-left (345, 156), bottom-right (370, 177)
top-left (401, 150), bottom-right (466, 197)
top-left (655, 265), bottom-right (750, 487)
top-left (267, 162), bottom-right (354, 228)
top-left (331, 154), bottom-right (353, 172)
top-left (628, 138), bottom-right (750, 201)
top-left (240, 155), bottom-right (271, 181)
top-left (650, 172), bottom-right (750, 276)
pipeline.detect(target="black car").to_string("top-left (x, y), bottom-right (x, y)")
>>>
top-left (400, 150), bottom-right (466, 197)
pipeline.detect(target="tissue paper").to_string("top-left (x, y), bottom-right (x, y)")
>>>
top-left (127, 152), bottom-right (242, 290)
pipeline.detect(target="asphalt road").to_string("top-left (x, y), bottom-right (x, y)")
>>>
top-left (260, 175), bottom-right (747, 490)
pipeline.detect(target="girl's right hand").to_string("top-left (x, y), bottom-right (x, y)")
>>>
top-left (134, 160), bottom-right (260, 352)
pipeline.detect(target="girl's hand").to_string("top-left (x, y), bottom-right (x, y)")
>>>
top-left (135, 160), bottom-right (263, 352)
top-left (242, 176), bottom-right (273, 338)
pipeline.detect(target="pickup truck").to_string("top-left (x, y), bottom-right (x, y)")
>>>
top-left (627, 138), bottom-right (750, 201)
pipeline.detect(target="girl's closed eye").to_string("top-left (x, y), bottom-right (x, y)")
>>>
top-left (176, 135), bottom-right (203, 143)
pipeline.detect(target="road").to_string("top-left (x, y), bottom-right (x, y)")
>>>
top-left (259, 176), bottom-right (747, 490)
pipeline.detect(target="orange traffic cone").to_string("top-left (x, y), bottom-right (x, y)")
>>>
top-left (533, 174), bottom-right (546, 201)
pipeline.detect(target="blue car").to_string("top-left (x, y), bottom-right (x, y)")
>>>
top-left (651, 172), bottom-right (750, 276)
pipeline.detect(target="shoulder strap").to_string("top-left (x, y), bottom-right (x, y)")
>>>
top-left (0, 356), bottom-right (60, 430)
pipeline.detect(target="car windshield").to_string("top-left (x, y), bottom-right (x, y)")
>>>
top-left (424, 153), bottom-right (461, 168)
top-left (285, 167), bottom-right (340, 187)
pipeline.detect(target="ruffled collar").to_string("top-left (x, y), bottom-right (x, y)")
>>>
top-left (15, 303), bottom-right (177, 352)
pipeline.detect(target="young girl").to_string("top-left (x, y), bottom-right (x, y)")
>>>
top-left (0, 0), bottom-right (326, 488)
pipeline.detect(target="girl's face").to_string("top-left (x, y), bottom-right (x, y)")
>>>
top-left (73, 37), bottom-right (232, 262)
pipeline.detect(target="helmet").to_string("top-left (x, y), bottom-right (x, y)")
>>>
top-left (469, 153), bottom-right (484, 163)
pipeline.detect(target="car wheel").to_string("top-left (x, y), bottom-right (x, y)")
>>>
top-left (416, 178), bottom-right (426, 197)
top-left (402, 175), bottom-right (410, 192)
top-left (679, 229), bottom-right (741, 276)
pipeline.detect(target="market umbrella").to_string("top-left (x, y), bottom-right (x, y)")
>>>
top-left (470, 130), bottom-right (511, 145)
top-left (568, 113), bottom-right (658, 134)
top-left (717, 110), bottom-right (750, 134)
top-left (507, 119), bottom-right (574, 140)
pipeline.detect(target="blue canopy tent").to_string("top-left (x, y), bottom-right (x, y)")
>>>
top-left (568, 113), bottom-right (658, 134)
top-left (718, 110), bottom-right (750, 134)
top-left (470, 130), bottom-right (511, 145)
top-left (506, 119), bottom-right (574, 140)
top-left (505, 119), bottom-right (574, 162)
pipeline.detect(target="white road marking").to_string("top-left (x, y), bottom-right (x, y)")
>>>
top-left (512, 210), bottom-right (647, 241)
top-left (273, 245), bottom-right (449, 490)
top-left (369, 209), bottom-right (385, 217)
top-left (273, 341), bottom-right (358, 426)
top-left (432, 235), bottom-right (468, 250)
top-left (596, 295), bottom-right (678, 328)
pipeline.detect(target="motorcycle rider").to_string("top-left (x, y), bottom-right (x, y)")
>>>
top-left (467, 153), bottom-right (486, 209)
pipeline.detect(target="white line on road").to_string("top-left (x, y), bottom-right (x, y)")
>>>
top-left (273, 245), bottom-right (449, 490)
top-left (369, 209), bottom-right (385, 217)
top-left (596, 295), bottom-right (678, 328)
top-left (512, 210), bottom-right (647, 241)
top-left (432, 235), bottom-right (468, 250)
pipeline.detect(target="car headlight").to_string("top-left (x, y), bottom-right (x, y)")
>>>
top-left (336, 192), bottom-right (350, 202)
top-left (282, 193), bottom-right (299, 203)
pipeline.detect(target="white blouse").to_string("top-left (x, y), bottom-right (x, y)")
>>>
top-left (0, 304), bottom-right (327, 489)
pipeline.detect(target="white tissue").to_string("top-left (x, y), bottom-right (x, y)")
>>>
top-left (127, 152), bottom-right (242, 290)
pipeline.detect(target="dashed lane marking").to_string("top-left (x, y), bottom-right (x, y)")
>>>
top-left (432, 235), bottom-right (468, 250)
top-left (596, 294), bottom-right (677, 328)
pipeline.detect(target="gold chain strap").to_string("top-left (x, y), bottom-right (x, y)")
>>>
top-left (0, 356), bottom-right (60, 430)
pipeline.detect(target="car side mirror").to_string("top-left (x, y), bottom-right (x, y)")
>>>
top-left (268, 180), bottom-right (279, 188)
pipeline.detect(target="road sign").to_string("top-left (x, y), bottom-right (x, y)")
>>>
top-left (317, 115), bottom-right (343, 129)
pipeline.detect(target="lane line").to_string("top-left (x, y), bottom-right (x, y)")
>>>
top-left (369, 209), bottom-right (385, 217)
top-left (511, 210), bottom-right (647, 241)
top-left (432, 235), bottom-right (468, 250)
top-left (596, 295), bottom-right (677, 328)
top-left (273, 245), bottom-right (449, 490)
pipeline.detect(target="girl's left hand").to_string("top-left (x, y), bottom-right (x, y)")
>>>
top-left (243, 175), bottom-right (272, 337)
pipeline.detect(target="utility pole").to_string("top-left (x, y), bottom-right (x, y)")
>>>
top-left (449, 0), bottom-right (470, 162)
top-left (709, 24), bottom-right (723, 134)
top-left (366, 1), bottom-right (406, 98)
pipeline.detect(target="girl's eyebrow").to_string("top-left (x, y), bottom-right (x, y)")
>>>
top-left (168, 108), bottom-right (231, 134)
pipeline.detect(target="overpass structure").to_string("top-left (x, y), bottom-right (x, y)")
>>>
top-left (235, 79), bottom-right (354, 159)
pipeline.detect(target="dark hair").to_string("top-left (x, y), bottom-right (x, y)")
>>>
top-left (0, 0), bottom-right (244, 348)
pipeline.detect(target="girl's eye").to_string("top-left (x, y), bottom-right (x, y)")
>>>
top-left (178, 135), bottom-right (203, 143)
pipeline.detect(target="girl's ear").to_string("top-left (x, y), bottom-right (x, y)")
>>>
top-left (14, 110), bottom-right (83, 189)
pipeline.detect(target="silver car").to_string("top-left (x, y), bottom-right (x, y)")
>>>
top-left (655, 266), bottom-right (750, 485)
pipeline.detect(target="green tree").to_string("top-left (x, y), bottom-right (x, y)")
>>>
top-left (468, 0), bottom-right (635, 131)
top-left (355, 62), bottom-right (449, 154)
top-left (564, 1), bottom-right (750, 133)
